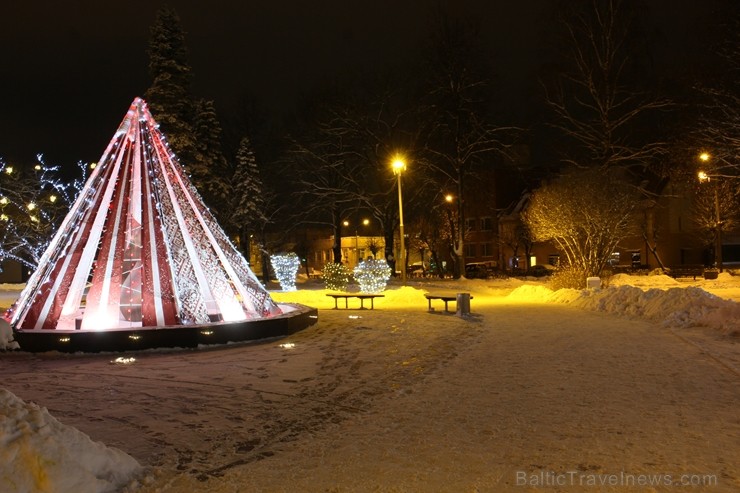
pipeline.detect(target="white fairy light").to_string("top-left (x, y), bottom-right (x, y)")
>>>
top-left (353, 259), bottom-right (392, 293)
top-left (270, 252), bottom-right (300, 291)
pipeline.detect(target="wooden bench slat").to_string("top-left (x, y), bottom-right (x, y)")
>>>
top-left (326, 294), bottom-right (384, 310)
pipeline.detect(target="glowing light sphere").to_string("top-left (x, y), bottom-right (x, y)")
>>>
top-left (270, 253), bottom-right (301, 291)
top-left (353, 259), bottom-right (392, 293)
top-left (322, 262), bottom-right (351, 291)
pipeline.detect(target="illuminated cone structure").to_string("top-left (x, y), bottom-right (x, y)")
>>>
top-left (10, 98), bottom-right (280, 332)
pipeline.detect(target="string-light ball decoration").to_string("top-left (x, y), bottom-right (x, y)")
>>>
top-left (353, 259), bottom-right (392, 293)
top-left (270, 252), bottom-right (301, 291)
top-left (322, 262), bottom-right (351, 291)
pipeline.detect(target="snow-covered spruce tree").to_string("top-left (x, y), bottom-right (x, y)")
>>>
top-left (144, 6), bottom-right (198, 168)
top-left (231, 136), bottom-right (267, 261)
top-left (191, 99), bottom-right (230, 218)
top-left (523, 168), bottom-right (639, 286)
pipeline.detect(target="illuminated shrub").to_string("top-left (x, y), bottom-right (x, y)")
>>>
top-left (548, 265), bottom-right (587, 290)
top-left (322, 262), bottom-right (351, 291)
top-left (270, 252), bottom-right (301, 291)
top-left (353, 259), bottom-right (392, 293)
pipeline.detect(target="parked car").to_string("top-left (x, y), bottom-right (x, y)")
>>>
top-left (465, 262), bottom-right (495, 279)
top-left (528, 264), bottom-right (557, 277)
top-left (410, 261), bottom-right (426, 278)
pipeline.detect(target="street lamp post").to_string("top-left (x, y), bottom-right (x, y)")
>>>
top-left (698, 153), bottom-right (723, 272)
top-left (392, 156), bottom-right (406, 283)
top-left (358, 218), bottom-right (369, 262)
top-left (344, 218), bottom-right (371, 267)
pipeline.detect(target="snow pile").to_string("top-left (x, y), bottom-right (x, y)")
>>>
top-left (507, 284), bottom-right (740, 335)
top-left (1, 319), bottom-right (18, 350)
top-left (0, 389), bottom-right (143, 493)
top-left (501, 284), bottom-right (556, 303)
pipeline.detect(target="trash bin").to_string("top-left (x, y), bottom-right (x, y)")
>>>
top-left (456, 292), bottom-right (471, 316)
top-left (586, 277), bottom-right (601, 289)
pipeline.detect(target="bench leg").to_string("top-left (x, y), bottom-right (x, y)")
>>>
top-left (443, 300), bottom-right (450, 312)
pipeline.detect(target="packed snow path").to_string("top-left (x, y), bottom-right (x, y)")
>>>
top-left (1, 299), bottom-right (738, 492)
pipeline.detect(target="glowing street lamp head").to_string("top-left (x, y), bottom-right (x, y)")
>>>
top-left (343, 220), bottom-right (349, 227)
top-left (699, 152), bottom-right (710, 162)
top-left (445, 194), bottom-right (454, 203)
top-left (362, 218), bottom-right (370, 226)
top-left (391, 155), bottom-right (406, 174)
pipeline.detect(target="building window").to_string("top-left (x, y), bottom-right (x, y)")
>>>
top-left (480, 217), bottom-right (493, 231)
top-left (480, 242), bottom-right (494, 257)
top-left (465, 243), bottom-right (477, 258)
top-left (608, 252), bottom-right (620, 266)
top-left (465, 218), bottom-right (477, 231)
top-left (548, 254), bottom-right (560, 266)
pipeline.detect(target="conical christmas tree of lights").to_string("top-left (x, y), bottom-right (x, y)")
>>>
top-left (8, 97), bottom-right (280, 332)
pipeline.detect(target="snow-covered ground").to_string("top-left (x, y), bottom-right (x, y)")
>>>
top-left (1, 272), bottom-right (738, 492)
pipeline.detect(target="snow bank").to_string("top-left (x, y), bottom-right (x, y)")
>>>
top-left (1, 319), bottom-right (18, 350)
top-left (0, 389), bottom-right (143, 493)
top-left (507, 284), bottom-right (740, 335)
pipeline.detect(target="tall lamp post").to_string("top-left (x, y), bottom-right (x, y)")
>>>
top-left (698, 152), bottom-right (723, 272)
top-left (344, 218), bottom-right (371, 266)
top-left (392, 156), bottom-right (406, 283)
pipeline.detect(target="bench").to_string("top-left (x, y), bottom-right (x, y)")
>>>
top-left (668, 265), bottom-right (705, 280)
top-left (326, 293), bottom-right (384, 310)
top-left (424, 293), bottom-right (473, 313)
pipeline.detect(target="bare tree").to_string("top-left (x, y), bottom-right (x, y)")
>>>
top-left (692, 178), bottom-right (740, 266)
top-left (523, 168), bottom-right (639, 280)
top-left (544, 0), bottom-right (672, 174)
top-left (289, 112), bottom-right (365, 264)
top-left (692, 11), bottom-right (739, 176)
top-left (420, 15), bottom-right (519, 277)
top-left (0, 156), bottom-right (84, 271)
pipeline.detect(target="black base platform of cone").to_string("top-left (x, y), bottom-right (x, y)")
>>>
top-left (11, 303), bottom-right (318, 353)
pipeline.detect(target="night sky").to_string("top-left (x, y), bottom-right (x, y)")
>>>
top-left (0, 0), bottom-right (719, 168)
